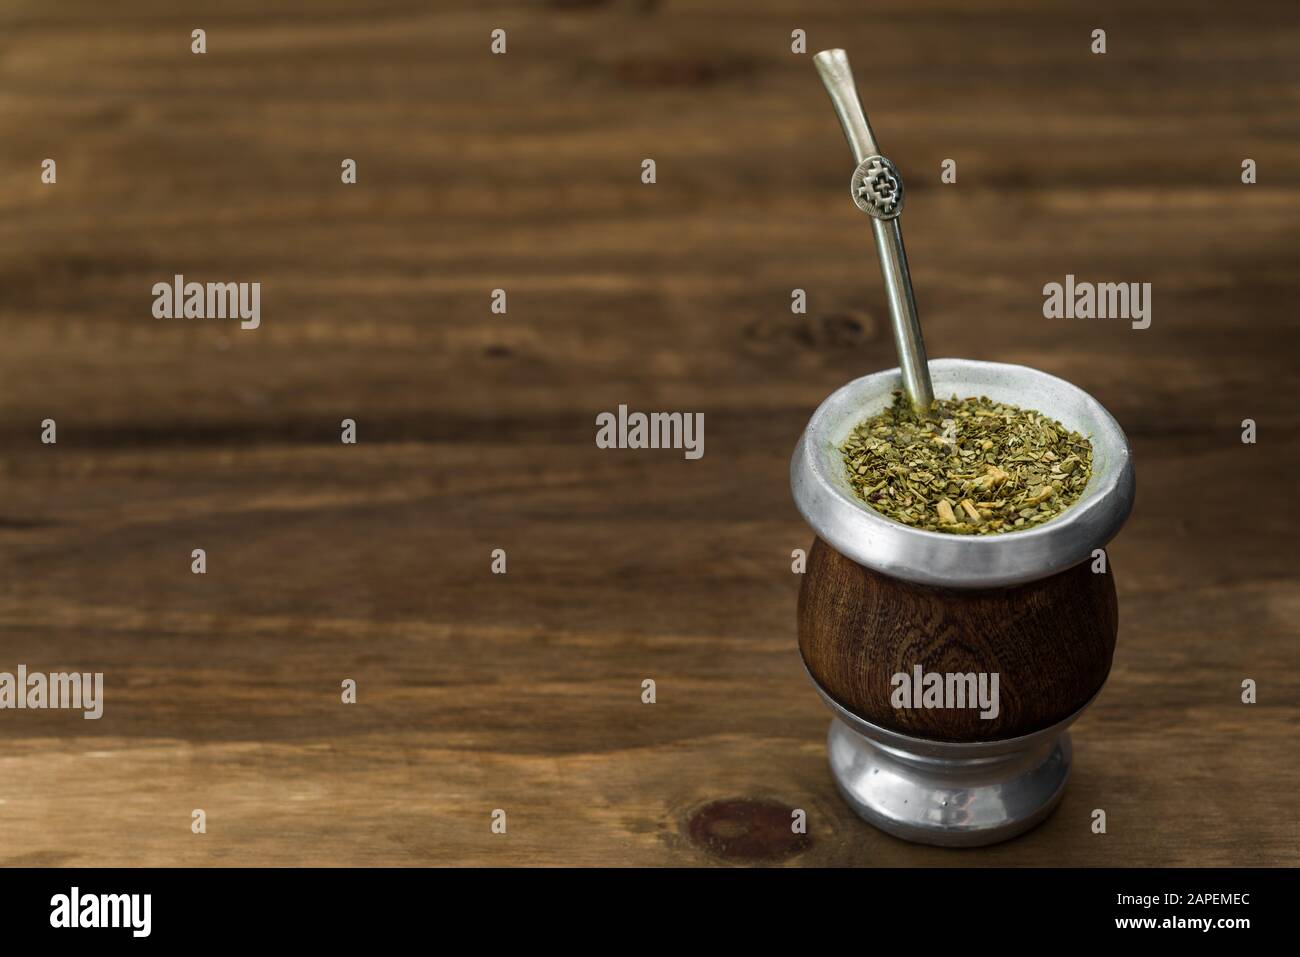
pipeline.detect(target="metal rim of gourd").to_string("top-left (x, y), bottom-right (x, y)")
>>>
top-left (791, 357), bottom-right (1136, 589)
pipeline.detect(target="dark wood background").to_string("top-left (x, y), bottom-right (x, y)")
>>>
top-left (0, 0), bottom-right (1296, 865)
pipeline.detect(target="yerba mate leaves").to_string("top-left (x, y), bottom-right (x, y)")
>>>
top-left (840, 392), bottom-right (1093, 535)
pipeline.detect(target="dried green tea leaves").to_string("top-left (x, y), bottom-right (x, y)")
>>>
top-left (840, 392), bottom-right (1093, 535)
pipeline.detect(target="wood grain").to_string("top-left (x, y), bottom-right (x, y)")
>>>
top-left (799, 538), bottom-right (1117, 741)
top-left (0, 0), bottom-right (1297, 866)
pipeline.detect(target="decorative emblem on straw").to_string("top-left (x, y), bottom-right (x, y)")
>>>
top-left (851, 155), bottom-right (904, 219)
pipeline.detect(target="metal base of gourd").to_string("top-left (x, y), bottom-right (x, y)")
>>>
top-left (813, 678), bottom-right (1090, 848)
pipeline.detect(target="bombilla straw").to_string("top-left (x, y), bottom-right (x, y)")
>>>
top-left (814, 49), bottom-right (934, 411)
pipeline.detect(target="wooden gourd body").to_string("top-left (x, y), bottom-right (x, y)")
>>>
top-left (798, 536), bottom-right (1117, 742)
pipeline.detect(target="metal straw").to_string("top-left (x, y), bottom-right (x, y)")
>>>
top-left (814, 49), bottom-right (934, 411)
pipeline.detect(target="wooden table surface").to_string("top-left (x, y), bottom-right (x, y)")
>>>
top-left (1, 0), bottom-right (1296, 866)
